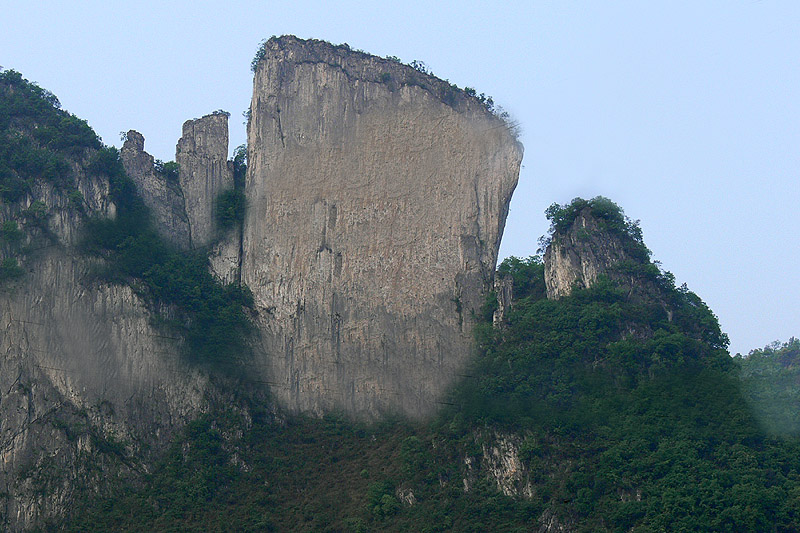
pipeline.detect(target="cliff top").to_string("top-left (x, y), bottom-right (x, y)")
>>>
top-left (251, 35), bottom-right (519, 138)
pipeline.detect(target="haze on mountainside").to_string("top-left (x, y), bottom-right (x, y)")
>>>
top-left (1, 34), bottom-right (799, 532)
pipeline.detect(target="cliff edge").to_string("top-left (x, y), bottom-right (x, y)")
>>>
top-left (243, 36), bottom-right (523, 419)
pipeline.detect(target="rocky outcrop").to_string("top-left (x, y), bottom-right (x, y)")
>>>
top-left (0, 171), bottom-right (215, 530)
top-left (176, 113), bottom-right (235, 249)
top-left (121, 124), bottom-right (241, 283)
top-left (544, 207), bottom-right (633, 300)
top-left (121, 130), bottom-right (192, 249)
top-left (493, 275), bottom-right (513, 326)
top-left (243, 36), bottom-right (523, 419)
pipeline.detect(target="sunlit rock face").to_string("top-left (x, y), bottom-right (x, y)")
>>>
top-left (243, 36), bottom-right (523, 419)
top-left (544, 207), bottom-right (632, 300)
top-left (176, 112), bottom-right (234, 249)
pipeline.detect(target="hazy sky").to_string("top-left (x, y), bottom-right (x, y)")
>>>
top-left (2, 1), bottom-right (798, 354)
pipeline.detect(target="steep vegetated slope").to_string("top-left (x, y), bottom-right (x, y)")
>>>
top-left (0, 69), bottom-right (256, 531)
top-left (69, 198), bottom-right (800, 532)
top-left (738, 338), bottom-right (800, 438)
top-left (4, 38), bottom-right (800, 531)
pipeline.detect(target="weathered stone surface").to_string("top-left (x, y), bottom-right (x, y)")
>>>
top-left (243, 36), bottom-right (523, 419)
top-left (493, 275), bottom-right (514, 326)
top-left (0, 176), bottom-right (214, 530)
top-left (176, 113), bottom-right (234, 249)
top-left (0, 147), bottom-right (222, 529)
top-left (544, 207), bottom-right (632, 299)
top-left (208, 225), bottom-right (242, 285)
top-left (0, 252), bottom-right (213, 530)
top-left (121, 130), bottom-right (192, 249)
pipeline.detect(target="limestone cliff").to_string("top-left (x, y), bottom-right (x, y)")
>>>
top-left (243, 36), bottom-right (523, 419)
top-left (0, 175), bottom-right (213, 531)
top-left (121, 130), bottom-right (191, 249)
top-left (544, 207), bottom-right (634, 299)
top-left (176, 112), bottom-right (235, 249)
top-left (1, 38), bottom-right (524, 527)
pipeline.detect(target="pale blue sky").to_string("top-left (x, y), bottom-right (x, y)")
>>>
top-left (2, 1), bottom-right (798, 354)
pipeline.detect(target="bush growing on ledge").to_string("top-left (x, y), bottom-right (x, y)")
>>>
top-left (1, 220), bottom-right (23, 243)
top-left (154, 159), bottom-right (179, 182)
top-left (214, 189), bottom-right (245, 229)
top-left (83, 147), bottom-right (253, 365)
top-left (0, 257), bottom-right (24, 280)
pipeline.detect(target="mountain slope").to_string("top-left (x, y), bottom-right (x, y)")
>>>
top-left (66, 198), bottom-right (800, 531)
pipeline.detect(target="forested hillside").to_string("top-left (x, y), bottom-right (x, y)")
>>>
top-left (67, 203), bottom-right (800, 531)
top-left (4, 68), bottom-right (800, 532)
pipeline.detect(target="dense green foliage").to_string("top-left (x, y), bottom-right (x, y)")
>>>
top-left (67, 202), bottom-right (800, 531)
top-left (448, 255), bottom-right (800, 530)
top-left (66, 409), bottom-right (546, 533)
top-left (214, 189), bottom-right (246, 229)
top-left (154, 159), bottom-right (180, 181)
top-left (0, 68), bottom-right (100, 282)
top-left (738, 338), bottom-right (800, 437)
top-left (0, 257), bottom-right (24, 280)
top-left (496, 255), bottom-right (546, 301)
top-left (82, 147), bottom-right (253, 364)
top-left (0, 69), bottom-right (99, 202)
top-left (543, 196), bottom-right (650, 263)
top-left (213, 144), bottom-right (246, 229)
top-left (231, 144), bottom-right (247, 188)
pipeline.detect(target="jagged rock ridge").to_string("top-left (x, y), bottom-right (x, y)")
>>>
top-left (121, 130), bottom-right (192, 249)
top-left (243, 36), bottom-right (523, 419)
top-left (121, 114), bottom-right (242, 283)
top-left (544, 206), bottom-right (635, 299)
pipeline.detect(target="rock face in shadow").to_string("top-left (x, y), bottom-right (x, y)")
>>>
top-left (121, 130), bottom-right (192, 249)
top-left (0, 173), bottom-right (212, 531)
top-left (243, 36), bottom-right (523, 419)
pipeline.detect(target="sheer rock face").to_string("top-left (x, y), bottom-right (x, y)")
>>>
top-left (543, 208), bottom-right (630, 299)
top-left (0, 177), bottom-right (211, 531)
top-left (121, 130), bottom-right (192, 249)
top-left (243, 36), bottom-right (523, 419)
top-left (176, 113), bottom-right (234, 249)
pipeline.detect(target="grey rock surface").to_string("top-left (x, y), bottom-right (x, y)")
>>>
top-left (120, 130), bottom-right (192, 249)
top-left (243, 36), bottom-right (523, 419)
top-left (543, 207), bottom-right (632, 299)
top-left (0, 161), bottom-right (210, 531)
top-left (176, 113), bottom-right (234, 249)
top-left (208, 225), bottom-right (242, 285)
top-left (493, 275), bottom-right (514, 326)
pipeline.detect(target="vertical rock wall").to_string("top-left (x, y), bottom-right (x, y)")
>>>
top-left (176, 113), bottom-right (234, 249)
top-left (0, 177), bottom-right (211, 531)
top-left (121, 130), bottom-right (192, 249)
top-left (243, 36), bottom-right (523, 419)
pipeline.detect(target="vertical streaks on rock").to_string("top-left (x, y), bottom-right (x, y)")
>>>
top-left (243, 36), bottom-right (523, 419)
top-left (176, 113), bottom-right (234, 249)
top-left (121, 130), bottom-right (192, 249)
top-left (544, 208), bottom-right (630, 300)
